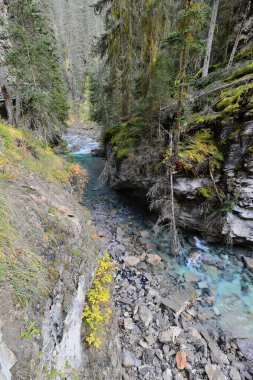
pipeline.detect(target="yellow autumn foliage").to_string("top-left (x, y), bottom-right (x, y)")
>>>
top-left (82, 253), bottom-right (115, 348)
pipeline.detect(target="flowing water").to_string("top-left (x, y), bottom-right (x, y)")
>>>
top-left (69, 136), bottom-right (253, 341)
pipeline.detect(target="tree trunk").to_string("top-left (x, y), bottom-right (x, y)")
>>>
top-left (227, 0), bottom-right (251, 68)
top-left (15, 94), bottom-right (20, 127)
top-left (119, 4), bottom-right (129, 117)
top-left (0, 66), bottom-right (16, 126)
top-left (202, 0), bottom-right (220, 78)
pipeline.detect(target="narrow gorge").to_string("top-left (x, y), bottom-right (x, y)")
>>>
top-left (0, 1), bottom-right (253, 380)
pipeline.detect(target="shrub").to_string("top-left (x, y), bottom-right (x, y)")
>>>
top-left (82, 253), bottom-right (115, 348)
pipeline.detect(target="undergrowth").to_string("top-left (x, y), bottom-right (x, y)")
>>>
top-left (105, 117), bottom-right (150, 159)
top-left (0, 186), bottom-right (49, 305)
top-left (0, 120), bottom-right (81, 306)
top-left (175, 130), bottom-right (223, 175)
top-left (0, 122), bottom-right (72, 183)
top-left (82, 253), bottom-right (115, 348)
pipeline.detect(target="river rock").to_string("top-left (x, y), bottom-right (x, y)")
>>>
top-left (159, 327), bottom-right (183, 343)
top-left (229, 367), bottom-right (241, 380)
top-left (124, 317), bottom-right (134, 330)
top-left (205, 364), bottom-right (226, 380)
top-left (175, 374), bottom-right (185, 380)
top-left (140, 230), bottom-right (149, 238)
top-left (0, 320), bottom-right (17, 380)
top-left (161, 290), bottom-right (195, 313)
top-left (236, 339), bottom-right (253, 360)
top-left (146, 254), bottom-right (162, 265)
top-left (124, 256), bottom-right (140, 267)
top-left (138, 364), bottom-right (151, 376)
top-left (184, 271), bottom-right (200, 283)
top-left (201, 330), bottom-right (229, 364)
top-left (122, 349), bottom-right (141, 368)
top-left (162, 368), bottom-right (172, 380)
top-left (139, 305), bottom-right (153, 327)
top-left (242, 256), bottom-right (253, 272)
top-left (205, 265), bottom-right (219, 278)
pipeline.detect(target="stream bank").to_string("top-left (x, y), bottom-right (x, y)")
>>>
top-left (66, 127), bottom-right (253, 380)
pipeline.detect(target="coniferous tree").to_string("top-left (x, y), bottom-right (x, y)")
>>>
top-left (1, 0), bottom-right (68, 142)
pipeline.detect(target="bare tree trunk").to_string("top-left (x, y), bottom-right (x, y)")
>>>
top-left (0, 66), bottom-right (16, 126)
top-left (15, 94), bottom-right (20, 126)
top-left (119, 4), bottom-right (129, 117)
top-left (227, 0), bottom-right (251, 68)
top-left (202, 0), bottom-right (220, 78)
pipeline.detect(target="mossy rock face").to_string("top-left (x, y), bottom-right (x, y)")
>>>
top-left (105, 117), bottom-right (150, 160)
top-left (216, 83), bottom-right (253, 116)
top-left (197, 186), bottom-right (215, 199)
top-left (226, 62), bottom-right (253, 82)
top-left (189, 113), bottom-right (222, 128)
top-left (235, 45), bottom-right (253, 62)
top-left (247, 146), bottom-right (253, 154)
top-left (177, 129), bottom-right (223, 175)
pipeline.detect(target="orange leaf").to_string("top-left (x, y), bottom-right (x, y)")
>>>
top-left (176, 351), bottom-right (187, 370)
top-left (92, 233), bottom-right (100, 241)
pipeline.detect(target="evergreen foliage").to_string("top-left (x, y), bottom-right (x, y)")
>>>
top-left (1, 0), bottom-right (68, 142)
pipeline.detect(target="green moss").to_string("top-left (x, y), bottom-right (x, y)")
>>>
top-left (106, 117), bottom-right (150, 160)
top-left (178, 129), bottom-right (223, 174)
top-left (216, 83), bottom-right (253, 114)
top-left (217, 97), bottom-right (235, 110)
top-left (226, 62), bottom-right (253, 82)
top-left (191, 113), bottom-right (222, 126)
top-left (222, 103), bottom-right (240, 116)
top-left (246, 95), bottom-right (253, 111)
top-left (228, 129), bottom-right (240, 141)
top-left (247, 146), bottom-right (253, 154)
top-left (235, 45), bottom-right (253, 62)
top-left (220, 83), bottom-right (253, 99)
top-left (197, 186), bottom-right (215, 199)
top-left (116, 147), bottom-right (132, 159)
top-left (153, 161), bottom-right (165, 174)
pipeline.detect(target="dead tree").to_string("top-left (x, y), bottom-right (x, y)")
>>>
top-left (227, 0), bottom-right (251, 68)
top-left (0, 66), bottom-right (16, 126)
top-left (202, 0), bottom-right (220, 78)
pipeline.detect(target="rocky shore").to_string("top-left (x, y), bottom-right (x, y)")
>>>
top-left (89, 199), bottom-right (253, 380)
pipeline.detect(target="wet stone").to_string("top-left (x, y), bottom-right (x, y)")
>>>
top-left (236, 339), bottom-right (253, 361)
top-left (184, 271), bottom-right (201, 283)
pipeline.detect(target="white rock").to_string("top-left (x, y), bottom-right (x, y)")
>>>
top-left (124, 256), bottom-right (140, 267)
top-left (229, 367), bottom-right (241, 380)
top-left (205, 364), bottom-right (226, 380)
top-left (122, 349), bottom-right (141, 368)
top-left (184, 271), bottom-right (200, 283)
top-left (162, 368), bottom-right (172, 380)
top-left (159, 327), bottom-right (182, 343)
top-left (124, 317), bottom-right (134, 330)
top-left (139, 305), bottom-right (153, 327)
top-left (242, 256), bottom-right (253, 272)
top-left (146, 254), bottom-right (162, 265)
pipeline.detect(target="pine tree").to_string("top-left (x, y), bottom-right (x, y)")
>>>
top-left (2, 0), bottom-right (68, 142)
